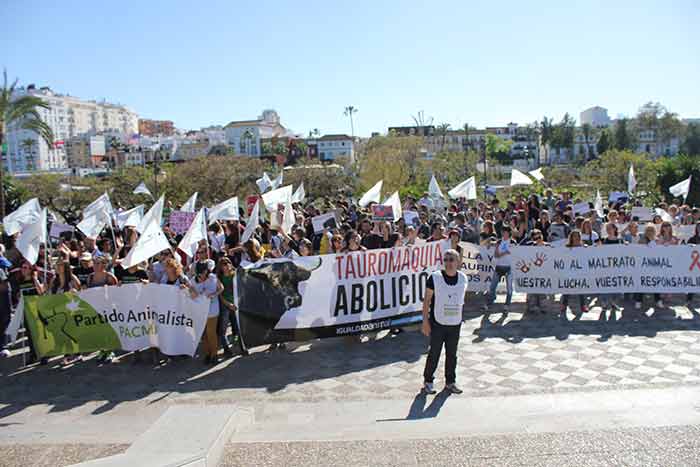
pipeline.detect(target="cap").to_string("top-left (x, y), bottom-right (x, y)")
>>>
top-left (80, 252), bottom-right (93, 262)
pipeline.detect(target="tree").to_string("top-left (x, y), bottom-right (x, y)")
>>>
top-left (613, 118), bottom-right (635, 151)
top-left (581, 123), bottom-right (592, 160)
top-left (657, 154), bottom-right (700, 206)
top-left (596, 129), bottom-right (612, 155)
top-left (344, 106), bottom-right (358, 139)
top-left (307, 128), bottom-right (320, 139)
top-left (681, 122), bottom-right (700, 156)
top-left (436, 122), bottom-right (451, 150)
top-left (582, 150), bottom-right (661, 203)
top-left (0, 71), bottom-right (54, 217)
top-left (539, 116), bottom-right (554, 163)
top-left (356, 135), bottom-right (423, 195)
top-left (485, 134), bottom-right (512, 164)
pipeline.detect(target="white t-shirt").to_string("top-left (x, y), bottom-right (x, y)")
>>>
top-left (495, 239), bottom-right (513, 267)
top-left (192, 273), bottom-right (220, 318)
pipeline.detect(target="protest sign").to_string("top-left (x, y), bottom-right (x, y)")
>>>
top-left (246, 195), bottom-right (259, 216)
top-left (403, 210), bottom-right (421, 228)
top-left (168, 211), bottom-right (197, 234)
top-left (631, 206), bottom-right (654, 221)
top-left (511, 245), bottom-right (700, 294)
top-left (236, 241), bottom-right (494, 348)
top-left (311, 212), bottom-right (338, 233)
top-left (23, 284), bottom-right (209, 358)
top-left (372, 204), bottom-right (394, 221)
top-left (49, 222), bottom-right (74, 239)
top-left (676, 224), bottom-right (697, 241)
top-left (572, 202), bottom-right (591, 217)
top-left (609, 191), bottom-right (629, 203)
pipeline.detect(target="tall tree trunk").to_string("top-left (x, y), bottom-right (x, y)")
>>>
top-left (0, 128), bottom-right (5, 218)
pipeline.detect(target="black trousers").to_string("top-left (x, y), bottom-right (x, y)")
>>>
top-left (423, 319), bottom-right (461, 385)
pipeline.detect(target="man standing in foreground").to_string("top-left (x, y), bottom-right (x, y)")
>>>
top-left (421, 248), bottom-right (468, 395)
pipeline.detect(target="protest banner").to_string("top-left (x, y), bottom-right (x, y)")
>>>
top-left (22, 284), bottom-right (209, 358)
top-left (372, 204), bottom-right (394, 221)
top-left (311, 212), bottom-right (338, 233)
top-left (49, 222), bottom-right (74, 239)
top-left (403, 211), bottom-right (420, 228)
top-left (631, 206), bottom-right (654, 221)
top-left (572, 202), bottom-right (591, 217)
top-left (168, 211), bottom-right (197, 234)
top-left (511, 245), bottom-right (700, 294)
top-left (235, 241), bottom-right (493, 348)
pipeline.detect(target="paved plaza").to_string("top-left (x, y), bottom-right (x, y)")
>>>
top-left (2, 293), bottom-right (700, 465)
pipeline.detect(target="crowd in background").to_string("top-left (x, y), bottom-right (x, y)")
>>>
top-left (1, 188), bottom-right (699, 367)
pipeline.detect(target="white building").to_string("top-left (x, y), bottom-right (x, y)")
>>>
top-left (580, 106), bottom-right (611, 128)
top-left (317, 134), bottom-right (355, 161)
top-left (224, 110), bottom-right (292, 156)
top-left (2, 85), bottom-right (138, 173)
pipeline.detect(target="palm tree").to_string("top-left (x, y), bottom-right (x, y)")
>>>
top-left (344, 106), bottom-right (358, 139)
top-left (436, 122), bottom-right (451, 151)
top-left (308, 128), bottom-right (320, 139)
top-left (462, 123), bottom-right (471, 177)
top-left (0, 71), bottom-right (54, 217)
top-left (241, 129), bottom-right (254, 156)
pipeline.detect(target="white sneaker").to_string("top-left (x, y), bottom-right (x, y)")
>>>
top-left (423, 382), bottom-right (436, 394)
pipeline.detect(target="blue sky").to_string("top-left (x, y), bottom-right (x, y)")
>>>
top-left (2, 0), bottom-right (698, 136)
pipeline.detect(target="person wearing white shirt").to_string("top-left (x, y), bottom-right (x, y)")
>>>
top-left (421, 249), bottom-right (468, 395)
top-left (190, 261), bottom-right (223, 364)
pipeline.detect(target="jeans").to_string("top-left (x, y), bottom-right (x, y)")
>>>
top-left (423, 319), bottom-right (461, 385)
top-left (562, 295), bottom-right (586, 309)
top-left (635, 293), bottom-right (661, 304)
top-left (217, 301), bottom-right (243, 352)
top-left (488, 266), bottom-right (513, 306)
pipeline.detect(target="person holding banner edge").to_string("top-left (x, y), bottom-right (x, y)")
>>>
top-left (422, 248), bottom-right (469, 395)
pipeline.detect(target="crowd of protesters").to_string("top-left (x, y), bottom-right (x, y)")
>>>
top-left (0, 187), bottom-right (699, 367)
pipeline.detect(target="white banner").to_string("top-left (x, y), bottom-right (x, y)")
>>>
top-left (24, 283), bottom-right (209, 357)
top-left (511, 245), bottom-right (700, 294)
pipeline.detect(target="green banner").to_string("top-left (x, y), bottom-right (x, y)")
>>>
top-left (24, 294), bottom-right (121, 358)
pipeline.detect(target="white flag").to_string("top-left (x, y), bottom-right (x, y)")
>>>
top-left (428, 175), bottom-right (445, 199)
top-left (261, 185), bottom-right (293, 211)
top-left (594, 190), bottom-right (604, 217)
top-left (256, 172), bottom-right (272, 193)
top-left (208, 197), bottom-right (239, 224)
top-left (178, 209), bottom-right (207, 258)
top-left (270, 171), bottom-right (284, 190)
top-left (116, 205), bottom-right (144, 229)
top-left (510, 169), bottom-right (534, 186)
top-left (137, 195), bottom-right (165, 234)
top-left (6, 295), bottom-right (24, 345)
top-left (82, 192), bottom-right (114, 220)
top-left (77, 214), bottom-right (107, 239)
top-left (181, 192), bottom-right (198, 213)
top-left (383, 191), bottom-right (402, 221)
top-left (358, 180), bottom-right (383, 207)
top-left (448, 177), bottom-right (477, 200)
top-left (121, 214), bottom-right (171, 269)
top-left (281, 196), bottom-right (295, 235)
top-left (669, 176), bottom-right (691, 200)
top-left (292, 183), bottom-right (306, 204)
top-left (654, 208), bottom-right (674, 223)
top-left (133, 181), bottom-right (153, 198)
top-left (628, 165), bottom-right (637, 194)
top-left (3, 198), bottom-right (41, 236)
top-left (241, 200), bottom-right (259, 244)
top-left (528, 167), bottom-right (545, 181)
top-left (16, 208), bottom-right (47, 265)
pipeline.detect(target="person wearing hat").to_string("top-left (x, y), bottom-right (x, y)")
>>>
top-left (421, 248), bottom-right (468, 395)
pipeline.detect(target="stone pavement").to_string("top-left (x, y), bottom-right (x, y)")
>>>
top-left (2, 293), bottom-right (700, 466)
top-left (2, 294), bottom-right (700, 404)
